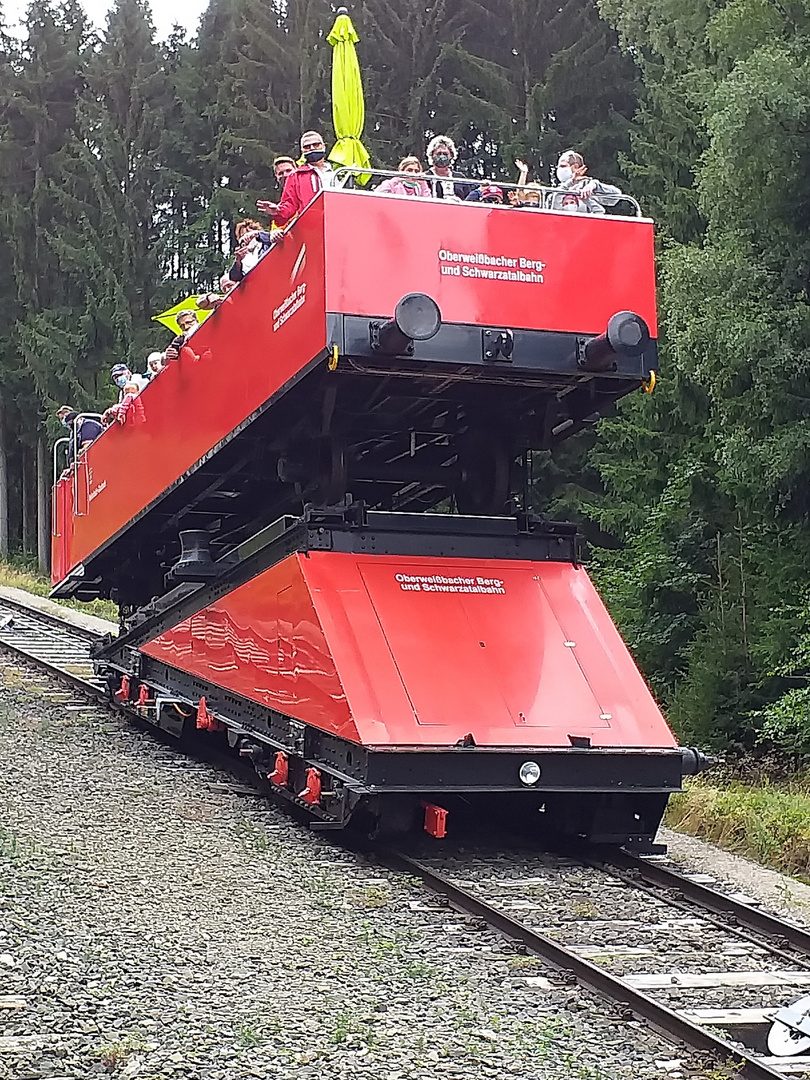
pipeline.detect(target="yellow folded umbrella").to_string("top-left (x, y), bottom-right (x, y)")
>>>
top-left (327, 10), bottom-right (371, 185)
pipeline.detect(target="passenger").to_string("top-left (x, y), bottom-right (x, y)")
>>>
top-left (553, 150), bottom-right (623, 214)
top-left (228, 218), bottom-right (275, 282)
top-left (57, 406), bottom-right (103, 472)
top-left (164, 310), bottom-right (199, 362)
top-left (375, 157), bottom-right (430, 198)
top-left (506, 160), bottom-right (530, 206)
top-left (465, 184), bottom-right (505, 204)
top-left (110, 363), bottom-right (148, 398)
top-left (256, 131), bottom-right (336, 227)
top-left (273, 156), bottom-right (296, 186)
top-left (517, 182), bottom-right (544, 209)
top-left (144, 352), bottom-right (165, 380)
top-left (101, 382), bottom-right (140, 427)
top-left (425, 135), bottom-right (473, 201)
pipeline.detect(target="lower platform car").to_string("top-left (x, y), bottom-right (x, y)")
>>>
top-left (93, 507), bottom-right (707, 849)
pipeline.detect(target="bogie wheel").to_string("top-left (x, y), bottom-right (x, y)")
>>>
top-left (366, 795), bottom-right (419, 841)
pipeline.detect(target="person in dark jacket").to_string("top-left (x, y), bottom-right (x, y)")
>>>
top-left (164, 310), bottom-right (200, 362)
top-left (425, 135), bottom-right (473, 201)
top-left (57, 406), bottom-right (103, 470)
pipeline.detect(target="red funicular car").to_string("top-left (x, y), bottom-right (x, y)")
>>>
top-left (52, 184), bottom-right (705, 845)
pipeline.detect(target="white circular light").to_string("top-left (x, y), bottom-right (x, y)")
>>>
top-left (519, 760), bottom-right (542, 786)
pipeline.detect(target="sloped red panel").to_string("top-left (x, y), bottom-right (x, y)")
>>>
top-left (141, 551), bottom-right (676, 752)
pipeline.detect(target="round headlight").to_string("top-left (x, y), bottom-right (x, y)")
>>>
top-left (519, 760), bottom-right (542, 786)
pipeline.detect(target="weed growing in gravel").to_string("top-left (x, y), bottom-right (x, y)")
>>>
top-left (529, 1016), bottom-right (575, 1060)
top-left (235, 1021), bottom-right (263, 1047)
top-left (233, 818), bottom-right (280, 855)
top-left (0, 826), bottom-right (20, 859)
top-left (570, 899), bottom-right (599, 918)
top-left (358, 883), bottom-right (391, 907)
top-left (402, 959), bottom-right (434, 979)
top-left (695, 1060), bottom-right (741, 1080)
top-left (507, 955), bottom-right (545, 971)
top-left (332, 1012), bottom-right (351, 1043)
top-left (93, 1033), bottom-right (146, 1069)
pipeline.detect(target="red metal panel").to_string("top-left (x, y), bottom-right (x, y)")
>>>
top-left (141, 555), bottom-right (358, 742)
top-left (141, 551), bottom-right (676, 751)
top-left (52, 203), bottom-right (328, 584)
top-left (323, 191), bottom-right (657, 336)
top-left (51, 478), bottom-right (73, 584)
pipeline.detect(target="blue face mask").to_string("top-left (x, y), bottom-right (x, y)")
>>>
top-left (61, 418), bottom-right (70, 427)
top-left (115, 375), bottom-right (128, 388)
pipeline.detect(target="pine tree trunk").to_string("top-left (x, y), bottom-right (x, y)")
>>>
top-left (21, 448), bottom-right (32, 554)
top-left (37, 436), bottom-right (49, 575)
top-left (0, 401), bottom-right (8, 559)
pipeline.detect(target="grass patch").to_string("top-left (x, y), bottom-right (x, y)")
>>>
top-left (666, 779), bottom-right (810, 880)
top-left (93, 1033), bottom-right (147, 1070)
top-left (0, 558), bottom-right (117, 621)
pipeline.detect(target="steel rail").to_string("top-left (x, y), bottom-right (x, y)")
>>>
top-left (0, 598), bottom-right (106, 699)
top-left (380, 849), bottom-right (783, 1080)
top-left (610, 852), bottom-right (810, 957)
top-left (0, 594), bottom-right (103, 640)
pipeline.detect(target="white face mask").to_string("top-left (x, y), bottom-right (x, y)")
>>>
top-left (557, 165), bottom-right (574, 184)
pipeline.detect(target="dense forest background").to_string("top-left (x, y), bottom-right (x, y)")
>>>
top-left (0, 0), bottom-right (808, 756)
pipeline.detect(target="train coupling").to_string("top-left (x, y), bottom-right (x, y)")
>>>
top-left (679, 747), bottom-right (713, 776)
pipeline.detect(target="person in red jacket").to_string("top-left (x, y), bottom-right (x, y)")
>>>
top-left (256, 131), bottom-right (336, 228)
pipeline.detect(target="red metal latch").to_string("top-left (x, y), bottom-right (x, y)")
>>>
top-left (423, 802), bottom-right (448, 839)
top-left (196, 696), bottom-right (223, 732)
top-left (298, 767), bottom-right (322, 805)
top-left (268, 751), bottom-right (289, 787)
top-left (136, 683), bottom-right (153, 709)
top-left (114, 675), bottom-right (130, 702)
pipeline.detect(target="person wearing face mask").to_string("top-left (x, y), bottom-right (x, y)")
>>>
top-left (375, 157), bottom-right (431, 198)
top-left (257, 131), bottom-right (337, 228)
top-left (425, 135), bottom-right (473, 201)
top-left (109, 364), bottom-right (148, 400)
top-left (552, 150), bottom-right (623, 214)
top-left (57, 405), bottom-right (103, 471)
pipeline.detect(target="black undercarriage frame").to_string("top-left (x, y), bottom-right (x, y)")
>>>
top-left (55, 315), bottom-right (657, 612)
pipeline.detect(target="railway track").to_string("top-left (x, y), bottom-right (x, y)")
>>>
top-left (2, 592), bottom-right (810, 1078)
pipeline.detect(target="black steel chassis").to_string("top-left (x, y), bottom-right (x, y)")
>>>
top-left (52, 314), bottom-right (656, 608)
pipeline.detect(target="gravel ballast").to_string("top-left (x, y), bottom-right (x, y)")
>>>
top-left (0, 660), bottom-right (683, 1080)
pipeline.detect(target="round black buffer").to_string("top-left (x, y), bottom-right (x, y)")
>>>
top-left (374, 293), bottom-right (442, 354)
top-left (170, 530), bottom-right (219, 581)
top-left (581, 310), bottom-right (651, 372)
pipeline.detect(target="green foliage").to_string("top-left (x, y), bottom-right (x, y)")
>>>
top-left (667, 780), bottom-right (810, 878)
top-left (567, 0), bottom-right (810, 756)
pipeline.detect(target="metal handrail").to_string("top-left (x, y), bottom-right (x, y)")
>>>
top-left (52, 413), bottom-right (106, 532)
top-left (332, 166), bottom-right (643, 218)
